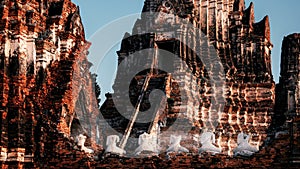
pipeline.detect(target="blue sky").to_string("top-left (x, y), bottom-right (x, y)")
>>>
top-left (72, 0), bottom-right (300, 104)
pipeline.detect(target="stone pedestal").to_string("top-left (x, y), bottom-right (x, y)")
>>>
top-left (24, 154), bottom-right (34, 163)
top-left (0, 147), bottom-right (7, 161)
top-left (7, 148), bottom-right (25, 162)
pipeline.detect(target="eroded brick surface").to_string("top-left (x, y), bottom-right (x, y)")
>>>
top-left (0, 0), bottom-right (100, 168)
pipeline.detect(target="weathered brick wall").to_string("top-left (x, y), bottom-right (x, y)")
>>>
top-left (275, 33), bottom-right (300, 163)
top-left (275, 34), bottom-right (300, 124)
top-left (0, 0), bottom-right (100, 167)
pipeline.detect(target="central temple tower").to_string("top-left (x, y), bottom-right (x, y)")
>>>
top-left (100, 0), bottom-right (274, 155)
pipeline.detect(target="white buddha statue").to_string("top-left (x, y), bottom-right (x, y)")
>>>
top-left (77, 134), bottom-right (94, 154)
top-left (134, 132), bottom-right (159, 155)
top-left (167, 135), bottom-right (189, 153)
top-left (233, 132), bottom-right (258, 156)
top-left (199, 129), bottom-right (222, 154)
top-left (105, 135), bottom-right (126, 155)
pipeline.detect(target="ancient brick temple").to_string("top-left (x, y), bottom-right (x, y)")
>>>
top-left (0, 0), bottom-right (299, 168)
top-left (275, 33), bottom-right (300, 162)
top-left (276, 34), bottom-right (300, 122)
top-left (0, 0), bottom-right (100, 168)
top-left (101, 0), bottom-right (274, 156)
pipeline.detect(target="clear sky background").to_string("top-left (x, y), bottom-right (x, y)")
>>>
top-left (72, 0), bottom-right (300, 104)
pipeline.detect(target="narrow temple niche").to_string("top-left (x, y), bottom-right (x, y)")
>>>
top-left (288, 90), bottom-right (296, 113)
top-left (36, 67), bottom-right (45, 86)
top-left (27, 62), bottom-right (35, 75)
top-left (0, 54), bottom-right (4, 70)
top-left (48, 1), bottom-right (63, 17)
top-left (71, 89), bottom-right (92, 146)
top-left (70, 116), bottom-right (93, 149)
top-left (26, 10), bottom-right (34, 25)
top-left (70, 118), bottom-right (84, 139)
top-left (8, 51), bottom-right (20, 76)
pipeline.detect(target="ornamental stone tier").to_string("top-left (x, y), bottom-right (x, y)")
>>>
top-left (100, 0), bottom-right (275, 156)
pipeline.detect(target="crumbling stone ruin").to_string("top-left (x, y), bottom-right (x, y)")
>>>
top-left (275, 33), bottom-right (300, 163)
top-left (0, 0), bottom-right (100, 168)
top-left (0, 0), bottom-right (299, 168)
top-left (276, 34), bottom-right (300, 123)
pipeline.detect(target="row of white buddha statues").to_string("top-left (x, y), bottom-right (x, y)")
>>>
top-left (198, 131), bottom-right (259, 156)
top-left (104, 131), bottom-right (259, 157)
